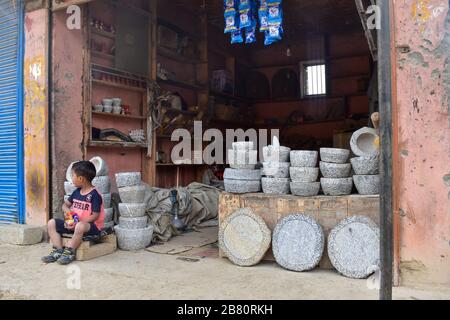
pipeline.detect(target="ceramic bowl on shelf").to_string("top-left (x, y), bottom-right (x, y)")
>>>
top-left (112, 98), bottom-right (122, 107)
top-left (102, 98), bottom-right (113, 107)
top-left (93, 105), bottom-right (103, 112)
top-left (103, 105), bottom-right (113, 113)
top-left (112, 106), bottom-right (122, 114)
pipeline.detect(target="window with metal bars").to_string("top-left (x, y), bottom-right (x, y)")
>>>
top-left (300, 61), bottom-right (327, 97)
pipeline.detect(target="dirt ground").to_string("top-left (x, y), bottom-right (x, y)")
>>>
top-left (0, 243), bottom-right (449, 300)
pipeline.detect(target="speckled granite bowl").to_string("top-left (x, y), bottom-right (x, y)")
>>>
top-left (320, 177), bottom-right (353, 196)
top-left (320, 162), bottom-right (352, 178)
top-left (320, 148), bottom-right (350, 164)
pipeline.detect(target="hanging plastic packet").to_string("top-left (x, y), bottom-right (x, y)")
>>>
top-left (231, 30), bottom-right (244, 44)
top-left (267, 1), bottom-right (283, 24)
top-left (239, 9), bottom-right (252, 29)
top-left (224, 8), bottom-right (239, 33)
top-left (264, 23), bottom-right (283, 45)
top-left (245, 25), bottom-right (257, 43)
top-left (224, 0), bottom-right (236, 8)
top-left (258, 5), bottom-right (269, 32)
top-left (239, 0), bottom-right (252, 10)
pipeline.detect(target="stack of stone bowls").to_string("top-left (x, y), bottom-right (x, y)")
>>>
top-left (320, 148), bottom-right (353, 196)
top-left (89, 157), bottom-right (114, 229)
top-left (115, 172), bottom-right (153, 251)
top-left (64, 161), bottom-right (78, 204)
top-left (350, 127), bottom-right (380, 195)
top-left (261, 144), bottom-right (291, 195)
top-left (225, 142), bottom-right (261, 193)
top-left (289, 151), bottom-right (320, 196)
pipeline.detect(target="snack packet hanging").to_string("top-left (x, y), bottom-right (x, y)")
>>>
top-left (224, 0), bottom-right (237, 9)
top-left (258, 6), bottom-right (269, 32)
top-left (224, 8), bottom-right (239, 33)
top-left (231, 30), bottom-right (244, 44)
top-left (239, 0), bottom-right (251, 10)
top-left (239, 9), bottom-right (252, 29)
top-left (245, 26), bottom-right (257, 44)
top-left (264, 23), bottom-right (283, 45)
top-left (267, 3), bottom-right (283, 24)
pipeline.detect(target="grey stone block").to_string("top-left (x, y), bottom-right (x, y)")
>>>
top-left (320, 162), bottom-right (352, 178)
top-left (228, 149), bottom-right (258, 169)
top-left (351, 156), bottom-right (379, 175)
top-left (320, 148), bottom-right (350, 164)
top-left (90, 156), bottom-right (109, 176)
top-left (64, 181), bottom-right (77, 195)
top-left (350, 127), bottom-right (380, 157)
top-left (103, 221), bottom-right (115, 229)
top-left (273, 214), bottom-right (324, 272)
top-left (224, 179), bottom-right (261, 194)
top-left (92, 176), bottom-right (111, 194)
top-left (118, 203), bottom-right (147, 218)
top-left (262, 177), bottom-right (291, 195)
top-left (290, 167), bottom-right (319, 182)
top-left (354, 175), bottom-right (380, 195)
top-left (0, 224), bottom-right (43, 245)
top-left (119, 216), bottom-right (148, 230)
top-left (219, 208), bottom-right (271, 267)
top-left (118, 185), bottom-right (146, 203)
top-left (290, 151), bottom-right (319, 168)
top-left (101, 193), bottom-right (112, 209)
top-left (328, 216), bottom-right (380, 279)
top-left (224, 168), bottom-right (262, 181)
top-left (290, 182), bottom-right (321, 197)
top-left (115, 172), bottom-right (142, 188)
top-left (104, 208), bottom-right (114, 222)
top-left (262, 162), bottom-right (290, 178)
top-left (115, 225), bottom-right (154, 251)
top-left (262, 146), bottom-right (291, 162)
top-left (321, 178), bottom-right (353, 196)
top-left (232, 141), bottom-right (254, 151)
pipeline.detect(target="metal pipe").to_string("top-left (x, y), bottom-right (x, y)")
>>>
top-left (377, 0), bottom-right (393, 300)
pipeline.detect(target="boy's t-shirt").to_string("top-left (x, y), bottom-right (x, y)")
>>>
top-left (68, 188), bottom-right (105, 230)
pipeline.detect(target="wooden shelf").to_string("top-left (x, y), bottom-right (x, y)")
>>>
top-left (91, 28), bottom-right (116, 40)
top-left (157, 47), bottom-right (204, 64)
top-left (92, 51), bottom-right (115, 60)
top-left (92, 79), bottom-right (147, 92)
top-left (157, 78), bottom-right (206, 91)
top-left (92, 111), bottom-right (146, 120)
top-left (88, 140), bottom-right (147, 148)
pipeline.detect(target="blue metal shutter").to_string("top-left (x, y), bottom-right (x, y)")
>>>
top-left (0, 0), bottom-right (25, 224)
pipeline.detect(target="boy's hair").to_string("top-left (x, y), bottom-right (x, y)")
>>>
top-left (72, 161), bottom-right (97, 182)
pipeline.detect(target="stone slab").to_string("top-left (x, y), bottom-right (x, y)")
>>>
top-left (0, 224), bottom-right (44, 245)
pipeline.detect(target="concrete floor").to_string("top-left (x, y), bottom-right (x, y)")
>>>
top-left (0, 243), bottom-right (449, 300)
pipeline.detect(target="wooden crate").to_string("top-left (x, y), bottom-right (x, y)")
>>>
top-left (219, 193), bottom-right (380, 269)
top-left (63, 234), bottom-right (117, 261)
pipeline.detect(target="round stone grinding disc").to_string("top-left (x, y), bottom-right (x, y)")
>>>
top-left (272, 214), bottom-right (324, 272)
top-left (219, 208), bottom-right (271, 267)
top-left (328, 216), bottom-right (380, 279)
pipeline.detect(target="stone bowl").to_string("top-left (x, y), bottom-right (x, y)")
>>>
top-left (115, 172), bottom-right (142, 188)
top-left (262, 162), bottom-right (290, 178)
top-left (290, 167), bottom-right (319, 182)
top-left (92, 176), bottom-right (111, 194)
top-left (118, 185), bottom-right (146, 203)
top-left (103, 221), bottom-right (115, 230)
top-left (65, 161), bottom-right (79, 183)
top-left (263, 146), bottom-right (291, 163)
top-left (232, 141), bottom-right (254, 151)
top-left (354, 175), bottom-right (380, 195)
top-left (320, 148), bottom-right (351, 164)
top-left (90, 156), bottom-right (109, 176)
top-left (262, 178), bottom-right (291, 195)
top-left (118, 203), bottom-right (147, 218)
top-left (350, 127), bottom-right (380, 157)
top-left (104, 207), bottom-right (114, 222)
top-left (119, 216), bottom-right (148, 230)
top-left (101, 193), bottom-right (112, 209)
top-left (290, 182), bottom-right (321, 197)
top-left (228, 149), bottom-right (258, 170)
top-left (320, 162), bottom-right (352, 178)
top-left (224, 168), bottom-right (262, 181)
top-left (64, 181), bottom-right (77, 195)
top-left (290, 151), bottom-right (319, 168)
top-left (321, 177), bottom-right (353, 196)
top-left (224, 179), bottom-right (261, 194)
top-left (351, 156), bottom-right (379, 175)
top-left (114, 225), bottom-right (153, 251)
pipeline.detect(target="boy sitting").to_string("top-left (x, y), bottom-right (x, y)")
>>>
top-left (42, 161), bottom-right (105, 265)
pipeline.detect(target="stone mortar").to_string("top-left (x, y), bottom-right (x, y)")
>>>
top-left (290, 151), bottom-right (319, 168)
top-left (290, 167), bottom-right (319, 182)
top-left (262, 162), bottom-right (291, 178)
top-left (353, 175), bottom-right (380, 195)
top-left (219, 208), bottom-right (271, 267)
top-left (114, 225), bottom-right (154, 251)
top-left (118, 203), bottom-right (147, 218)
top-left (118, 185), bottom-right (146, 203)
top-left (65, 162), bottom-right (78, 183)
top-left (64, 181), bottom-right (77, 195)
top-left (263, 146), bottom-right (291, 162)
top-left (104, 208), bottom-right (114, 222)
top-left (272, 214), bottom-right (325, 272)
top-left (320, 162), bottom-right (352, 178)
top-left (224, 168), bottom-right (262, 181)
top-left (92, 176), bottom-right (111, 194)
top-left (350, 127), bottom-right (380, 157)
top-left (232, 141), bottom-right (254, 151)
top-left (320, 148), bottom-right (351, 164)
top-left (328, 216), bottom-right (380, 279)
top-left (290, 182), bottom-right (321, 197)
top-left (320, 177), bottom-right (353, 196)
top-left (224, 179), bottom-right (262, 194)
top-left (90, 156), bottom-right (109, 176)
top-left (351, 156), bottom-right (379, 175)
top-left (119, 216), bottom-right (148, 230)
top-left (103, 221), bottom-right (115, 229)
top-left (115, 172), bottom-right (142, 188)
top-left (262, 177), bottom-right (291, 195)
top-left (101, 193), bottom-right (112, 209)
top-left (228, 149), bottom-right (258, 169)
